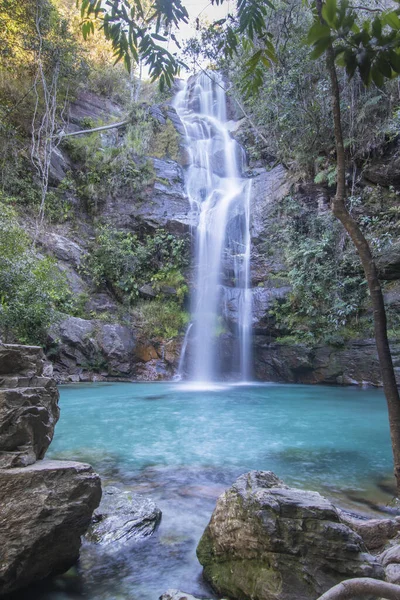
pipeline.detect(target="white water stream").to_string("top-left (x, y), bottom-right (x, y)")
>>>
top-left (174, 73), bottom-right (252, 383)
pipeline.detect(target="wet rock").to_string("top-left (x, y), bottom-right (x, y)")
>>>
top-left (86, 485), bottom-right (161, 547)
top-left (376, 242), bottom-right (400, 280)
top-left (0, 459), bottom-right (101, 596)
top-left (385, 563), bottom-right (400, 584)
top-left (197, 471), bottom-right (383, 600)
top-left (0, 345), bottom-right (59, 468)
top-left (160, 591), bottom-right (212, 600)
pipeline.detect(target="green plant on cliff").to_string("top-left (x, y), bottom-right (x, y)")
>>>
top-left (133, 299), bottom-right (189, 339)
top-left (0, 201), bottom-right (73, 344)
top-left (269, 195), bottom-right (367, 344)
top-left (83, 225), bottom-right (189, 304)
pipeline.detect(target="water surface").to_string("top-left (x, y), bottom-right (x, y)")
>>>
top-left (21, 382), bottom-right (395, 600)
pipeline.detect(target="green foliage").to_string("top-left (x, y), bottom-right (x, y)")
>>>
top-left (83, 225), bottom-right (189, 303)
top-left (0, 202), bottom-right (73, 344)
top-left (307, 0), bottom-right (400, 87)
top-left (133, 299), bottom-right (189, 339)
top-left (62, 127), bottom-right (155, 212)
top-left (269, 195), bottom-right (367, 344)
top-left (150, 119), bottom-right (180, 161)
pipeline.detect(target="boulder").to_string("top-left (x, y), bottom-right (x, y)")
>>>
top-left (0, 459), bottom-right (101, 595)
top-left (0, 382), bottom-right (59, 468)
top-left (338, 510), bottom-right (400, 552)
top-left (86, 485), bottom-right (161, 547)
top-left (50, 317), bottom-right (136, 379)
top-left (0, 345), bottom-right (59, 468)
top-left (197, 471), bottom-right (383, 600)
top-left (0, 343), bottom-right (50, 377)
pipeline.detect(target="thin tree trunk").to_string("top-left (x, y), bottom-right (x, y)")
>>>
top-left (316, 577), bottom-right (400, 600)
top-left (316, 0), bottom-right (400, 492)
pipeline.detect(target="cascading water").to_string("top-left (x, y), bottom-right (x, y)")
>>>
top-left (174, 72), bottom-right (252, 384)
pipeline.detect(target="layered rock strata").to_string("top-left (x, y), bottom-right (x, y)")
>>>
top-left (0, 343), bottom-right (101, 595)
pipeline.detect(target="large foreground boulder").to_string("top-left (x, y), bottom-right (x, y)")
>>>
top-left (0, 344), bottom-right (59, 468)
top-left (197, 471), bottom-right (384, 600)
top-left (0, 459), bottom-right (101, 595)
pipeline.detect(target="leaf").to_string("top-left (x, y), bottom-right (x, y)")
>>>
top-left (322, 0), bottom-right (337, 27)
top-left (307, 22), bottom-right (331, 45)
top-left (310, 36), bottom-right (332, 59)
top-left (384, 10), bottom-right (400, 31)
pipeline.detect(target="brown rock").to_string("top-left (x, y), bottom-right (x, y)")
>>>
top-left (0, 459), bottom-right (102, 595)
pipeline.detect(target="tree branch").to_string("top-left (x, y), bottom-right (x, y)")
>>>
top-left (316, 577), bottom-right (400, 600)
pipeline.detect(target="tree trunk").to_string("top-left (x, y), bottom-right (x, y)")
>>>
top-left (316, 577), bottom-right (400, 600)
top-left (316, 1), bottom-right (400, 492)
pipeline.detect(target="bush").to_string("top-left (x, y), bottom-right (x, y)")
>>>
top-left (133, 300), bottom-right (189, 339)
top-left (83, 225), bottom-right (189, 303)
top-left (0, 202), bottom-right (73, 344)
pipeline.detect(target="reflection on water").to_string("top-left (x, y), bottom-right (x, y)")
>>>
top-left (13, 382), bottom-right (396, 600)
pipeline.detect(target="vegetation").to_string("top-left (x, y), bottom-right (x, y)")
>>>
top-left (0, 201), bottom-right (73, 344)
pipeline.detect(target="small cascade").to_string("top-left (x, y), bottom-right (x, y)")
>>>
top-left (174, 72), bottom-right (252, 383)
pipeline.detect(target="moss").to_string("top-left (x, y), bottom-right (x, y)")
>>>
top-left (150, 119), bottom-right (180, 162)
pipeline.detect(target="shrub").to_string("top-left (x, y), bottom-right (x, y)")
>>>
top-left (0, 202), bottom-right (73, 344)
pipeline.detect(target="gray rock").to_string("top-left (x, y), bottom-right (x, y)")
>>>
top-left (0, 459), bottom-right (101, 596)
top-left (139, 283), bottom-right (157, 299)
top-left (380, 544), bottom-right (400, 567)
top-left (39, 232), bottom-right (84, 267)
top-left (0, 382), bottom-right (59, 468)
top-left (0, 344), bottom-right (59, 468)
top-left (376, 242), bottom-right (400, 280)
top-left (160, 591), bottom-right (211, 600)
top-left (50, 317), bottom-right (137, 380)
top-left (86, 485), bottom-right (161, 547)
top-left (197, 471), bottom-right (384, 600)
top-left (103, 157), bottom-right (195, 234)
top-left (85, 292), bottom-right (119, 314)
top-left (385, 563), bottom-right (400, 584)
top-left (338, 511), bottom-right (400, 551)
top-left (0, 343), bottom-right (48, 377)
top-left (253, 339), bottom-right (400, 386)
top-left (98, 324), bottom-right (135, 374)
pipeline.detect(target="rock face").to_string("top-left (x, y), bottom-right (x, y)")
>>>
top-left (86, 485), bottom-right (161, 547)
top-left (376, 242), bottom-right (400, 280)
top-left (197, 471), bottom-right (384, 600)
top-left (0, 344), bottom-right (60, 468)
top-left (0, 460), bottom-right (101, 595)
top-left (50, 316), bottom-right (178, 382)
top-left (0, 343), bottom-right (102, 596)
top-left (253, 339), bottom-right (400, 386)
top-left (160, 591), bottom-right (211, 600)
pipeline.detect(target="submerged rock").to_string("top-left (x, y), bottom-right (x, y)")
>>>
top-left (86, 485), bottom-right (161, 547)
top-left (197, 471), bottom-right (384, 600)
top-left (160, 591), bottom-right (212, 600)
top-left (0, 459), bottom-right (101, 596)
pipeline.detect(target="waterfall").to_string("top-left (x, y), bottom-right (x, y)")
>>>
top-left (174, 72), bottom-right (252, 383)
